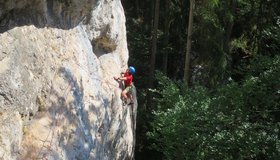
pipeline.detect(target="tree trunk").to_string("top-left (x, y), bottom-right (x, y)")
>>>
top-left (257, 0), bottom-right (265, 54)
top-left (150, 0), bottom-right (155, 33)
top-left (162, 0), bottom-right (171, 73)
top-left (224, 0), bottom-right (236, 54)
top-left (135, 0), bottom-right (139, 16)
top-left (148, 0), bottom-right (160, 88)
top-left (183, 0), bottom-right (194, 86)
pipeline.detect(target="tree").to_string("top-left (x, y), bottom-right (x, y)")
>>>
top-left (162, 0), bottom-right (171, 73)
top-left (149, 0), bottom-right (160, 88)
top-left (223, 0), bottom-right (236, 54)
top-left (148, 55), bottom-right (280, 159)
top-left (183, 0), bottom-right (195, 85)
top-left (122, 0), bottom-right (280, 159)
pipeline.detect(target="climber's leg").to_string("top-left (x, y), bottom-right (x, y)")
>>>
top-left (121, 90), bottom-right (128, 100)
top-left (122, 86), bottom-right (132, 103)
top-left (127, 92), bottom-right (134, 104)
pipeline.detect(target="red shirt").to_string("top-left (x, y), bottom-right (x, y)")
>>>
top-left (124, 72), bottom-right (133, 86)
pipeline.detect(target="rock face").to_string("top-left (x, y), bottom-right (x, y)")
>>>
top-left (0, 0), bottom-right (137, 159)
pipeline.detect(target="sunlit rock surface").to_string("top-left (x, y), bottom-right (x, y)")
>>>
top-left (0, 0), bottom-right (136, 159)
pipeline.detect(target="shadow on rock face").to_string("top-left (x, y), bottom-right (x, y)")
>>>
top-left (0, 0), bottom-right (98, 33)
top-left (20, 67), bottom-right (135, 159)
top-left (21, 67), bottom-right (99, 159)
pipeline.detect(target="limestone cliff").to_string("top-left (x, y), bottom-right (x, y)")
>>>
top-left (0, 0), bottom-right (137, 159)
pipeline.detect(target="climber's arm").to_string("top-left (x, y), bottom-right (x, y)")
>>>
top-left (114, 76), bottom-right (127, 81)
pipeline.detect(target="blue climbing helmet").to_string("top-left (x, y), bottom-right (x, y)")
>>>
top-left (129, 66), bottom-right (136, 74)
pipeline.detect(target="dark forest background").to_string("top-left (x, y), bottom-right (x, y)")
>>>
top-left (121, 0), bottom-right (280, 159)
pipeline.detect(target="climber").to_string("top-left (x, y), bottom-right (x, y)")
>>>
top-left (114, 66), bottom-right (136, 104)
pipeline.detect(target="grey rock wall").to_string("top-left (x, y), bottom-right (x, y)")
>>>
top-left (0, 0), bottom-right (136, 159)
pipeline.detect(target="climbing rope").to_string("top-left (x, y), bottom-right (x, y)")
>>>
top-left (36, 28), bottom-right (74, 159)
top-left (72, 61), bottom-right (121, 89)
top-left (36, 70), bottom-right (65, 159)
top-left (34, 32), bottom-right (121, 159)
top-left (36, 29), bottom-right (70, 159)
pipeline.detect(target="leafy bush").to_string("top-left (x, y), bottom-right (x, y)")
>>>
top-left (148, 55), bottom-right (280, 159)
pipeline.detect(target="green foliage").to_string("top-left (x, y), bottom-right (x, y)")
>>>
top-left (231, 35), bottom-right (252, 55)
top-left (148, 56), bottom-right (280, 159)
top-left (262, 16), bottom-right (280, 53)
top-left (193, 0), bottom-right (233, 87)
top-left (122, 0), bottom-right (280, 159)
